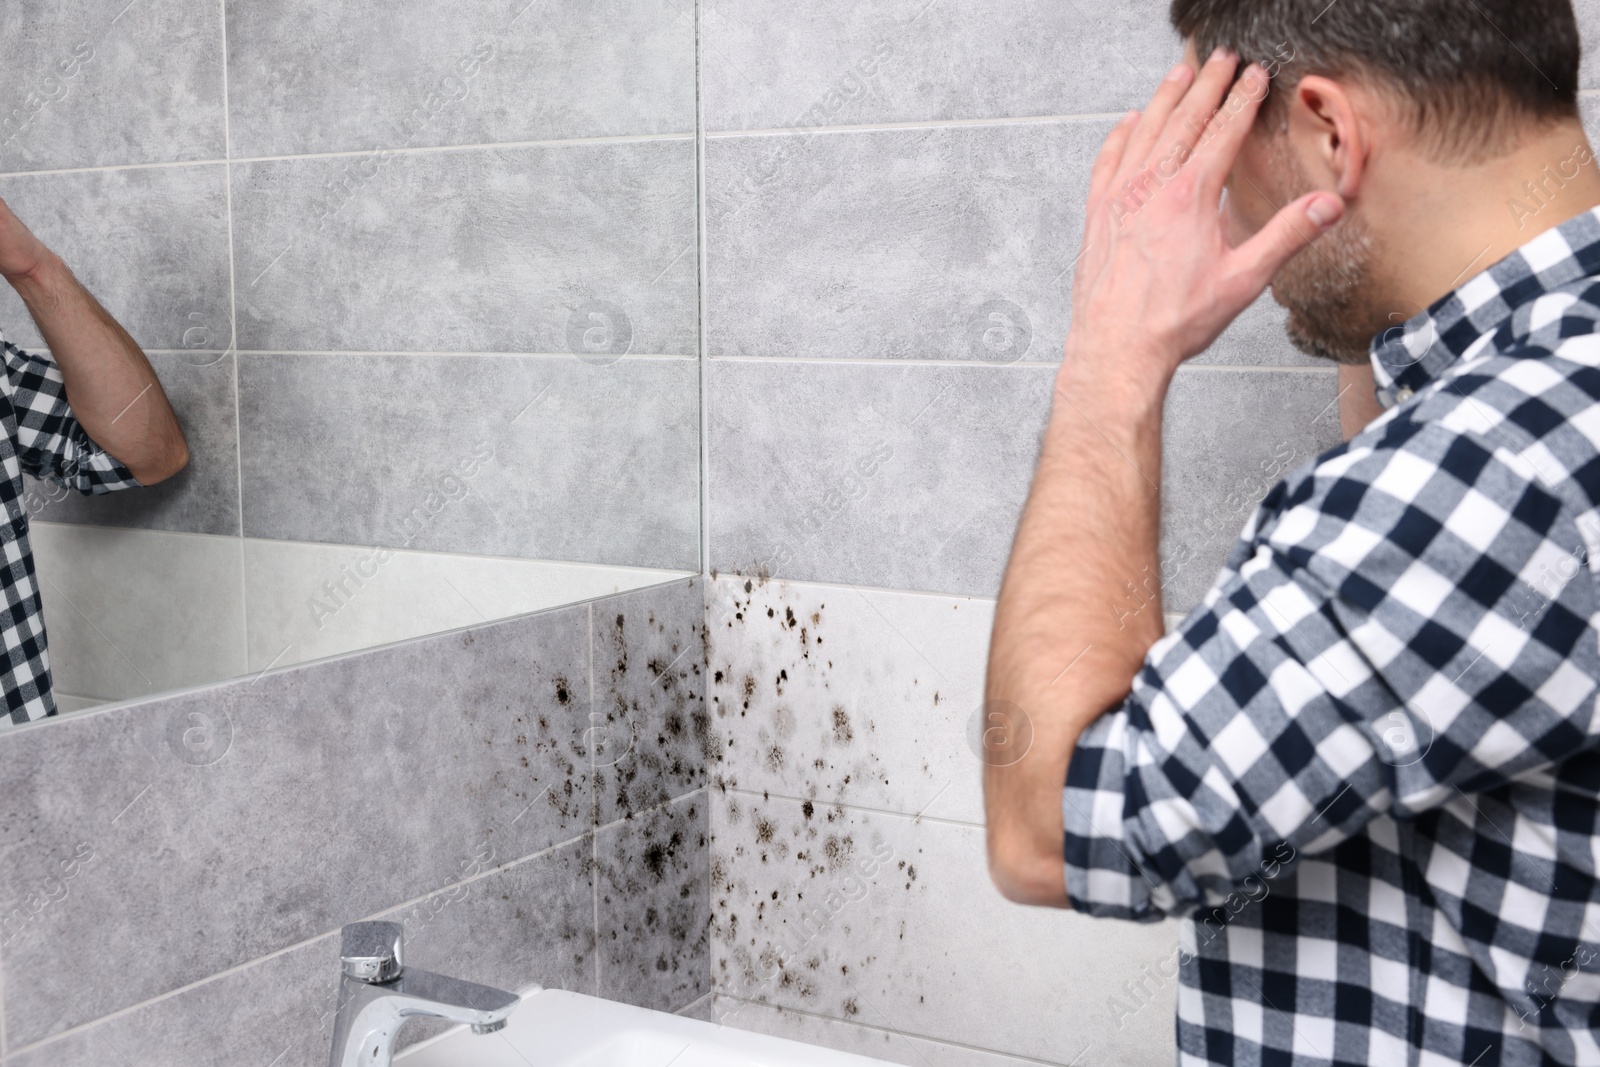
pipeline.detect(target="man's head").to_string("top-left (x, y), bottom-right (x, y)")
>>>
top-left (1170, 0), bottom-right (1584, 363)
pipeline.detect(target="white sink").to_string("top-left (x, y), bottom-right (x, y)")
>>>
top-left (396, 987), bottom-right (898, 1066)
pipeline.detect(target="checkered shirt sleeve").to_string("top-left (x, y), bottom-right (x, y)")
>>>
top-left (1064, 396), bottom-right (1600, 921)
top-left (2, 333), bottom-right (140, 494)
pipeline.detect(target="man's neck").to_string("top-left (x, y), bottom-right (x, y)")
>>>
top-left (1367, 118), bottom-right (1600, 320)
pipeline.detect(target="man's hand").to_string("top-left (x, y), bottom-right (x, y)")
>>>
top-left (1065, 51), bottom-right (1344, 392)
top-left (0, 197), bottom-right (189, 485)
top-left (983, 50), bottom-right (1344, 907)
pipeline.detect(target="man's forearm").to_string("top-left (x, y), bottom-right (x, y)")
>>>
top-left (8, 251), bottom-right (187, 483)
top-left (981, 48), bottom-right (1343, 908)
top-left (983, 356), bottom-right (1170, 906)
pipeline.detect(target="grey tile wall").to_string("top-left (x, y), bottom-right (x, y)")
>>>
top-left (596, 791), bottom-right (710, 1012)
top-left (25, 352), bottom-right (241, 536)
top-left (5, 0), bottom-right (701, 565)
top-left (707, 360), bottom-right (1049, 595)
top-left (0, 601), bottom-right (590, 1048)
top-left (0, 164), bottom-right (232, 354)
top-left (706, 121), bottom-right (1104, 363)
top-left (0, 577), bottom-right (707, 1063)
top-left (3, 842), bottom-right (594, 1067)
top-left (702, 574), bottom-right (1187, 1064)
top-left (710, 792), bottom-right (1179, 1065)
top-left (230, 138), bottom-right (698, 356)
top-left (237, 353), bottom-right (699, 569)
top-left (708, 360), bottom-right (1340, 603)
top-left (225, 0), bottom-right (696, 157)
top-left (1159, 366), bottom-right (1345, 612)
top-left (591, 579), bottom-right (709, 823)
top-left (0, 0), bottom-right (226, 173)
top-left (705, 576), bottom-right (989, 825)
top-left (700, 0), bottom-right (1176, 131)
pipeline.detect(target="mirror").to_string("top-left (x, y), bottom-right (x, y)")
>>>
top-left (0, 0), bottom-right (699, 717)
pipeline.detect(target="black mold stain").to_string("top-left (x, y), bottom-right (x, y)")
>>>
top-left (831, 707), bottom-right (853, 744)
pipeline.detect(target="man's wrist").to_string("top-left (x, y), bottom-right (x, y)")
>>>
top-left (1055, 334), bottom-right (1176, 430)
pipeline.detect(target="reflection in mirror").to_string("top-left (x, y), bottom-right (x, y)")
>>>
top-left (0, 0), bottom-right (700, 720)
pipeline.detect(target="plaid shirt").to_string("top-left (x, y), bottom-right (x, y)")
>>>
top-left (1064, 204), bottom-right (1600, 1066)
top-left (0, 331), bottom-right (139, 727)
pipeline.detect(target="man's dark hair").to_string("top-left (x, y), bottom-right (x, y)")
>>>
top-left (1169, 0), bottom-right (1581, 160)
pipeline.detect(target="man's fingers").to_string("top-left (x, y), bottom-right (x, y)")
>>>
top-left (1232, 191), bottom-right (1345, 294)
top-left (1192, 64), bottom-right (1272, 200)
top-left (1153, 49), bottom-right (1241, 170)
top-left (1114, 61), bottom-right (1197, 184)
top-left (1087, 111), bottom-right (1141, 210)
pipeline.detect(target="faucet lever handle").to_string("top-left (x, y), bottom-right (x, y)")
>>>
top-left (340, 921), bottom-right (404, 983)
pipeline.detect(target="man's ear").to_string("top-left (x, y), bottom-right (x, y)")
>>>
top-left (1287, 75), bottom-right (1369, 201)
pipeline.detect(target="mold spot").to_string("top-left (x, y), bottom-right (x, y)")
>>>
top-left (801, 800), bottom-right (814, 820)
top-left (643, 842), bottom-right (669, 879)
top-left (554, 679), bottom-right (572, 705)
top-left (831, 707), bottom-right (853, 744)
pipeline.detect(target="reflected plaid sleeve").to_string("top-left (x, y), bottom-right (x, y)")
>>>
top-left (2, 335), bottom-right (141, 493)
top-left (1063, 409), bottom-right (1600, 920)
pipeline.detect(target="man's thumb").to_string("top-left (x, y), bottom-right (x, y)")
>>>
top-left (1243, 191), bottom-right (1345, 284)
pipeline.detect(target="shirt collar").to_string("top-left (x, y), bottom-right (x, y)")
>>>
top-left (1370, 204), bottom-right (1600, 408)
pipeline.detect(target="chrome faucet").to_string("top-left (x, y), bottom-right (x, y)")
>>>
top-left (327, 920), bottom-right (520, 1067)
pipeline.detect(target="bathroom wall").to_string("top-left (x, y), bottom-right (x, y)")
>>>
top-left (699, 5), bottom-right (1600, 1066)
top-left (0, 0), bottom-right (700, 704)
top-left (0, 576), bottom-right (707, 1065)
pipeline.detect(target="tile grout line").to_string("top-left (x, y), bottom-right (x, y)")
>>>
top-left (695, 0), bottom-right (711, 580)
top-left (133, 347), bottom-right (1338, 374)
top-left (219, 0), bottom-right (250, 676)
top-left (0, 131), bottom-right (696, 179)
top-left (5, 786), bottom-right (696, 1061)
top-left (713, 994), bottom-right (1072, 1067)
top-left (708, 572), bottom-right (998, 606)
top-left (674, 991), bottom-right (712, 1017)
top-left (131, 348), bottom-right (1329, 372)
top-left (0, 99), bottom-right (1257, 182)
top-left (706, 353), bottom-right (1336, 372)
top-left (703, 110), bottom-right (1130, 138)
top-left (136, 349), bottom-right (699, 360)
top-left (589, 601), bottom-right (601, 1000)
top-left (722, 785), bottom-right (981, 830)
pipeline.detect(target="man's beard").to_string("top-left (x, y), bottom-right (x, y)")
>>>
top-left (1264, 140), bottom-right (1386, 366)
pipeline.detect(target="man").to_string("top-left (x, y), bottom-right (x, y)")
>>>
top-left (0, 197), bottom-right (188, 726)
top-left (984, 1), bottom-right (1600, 1063)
